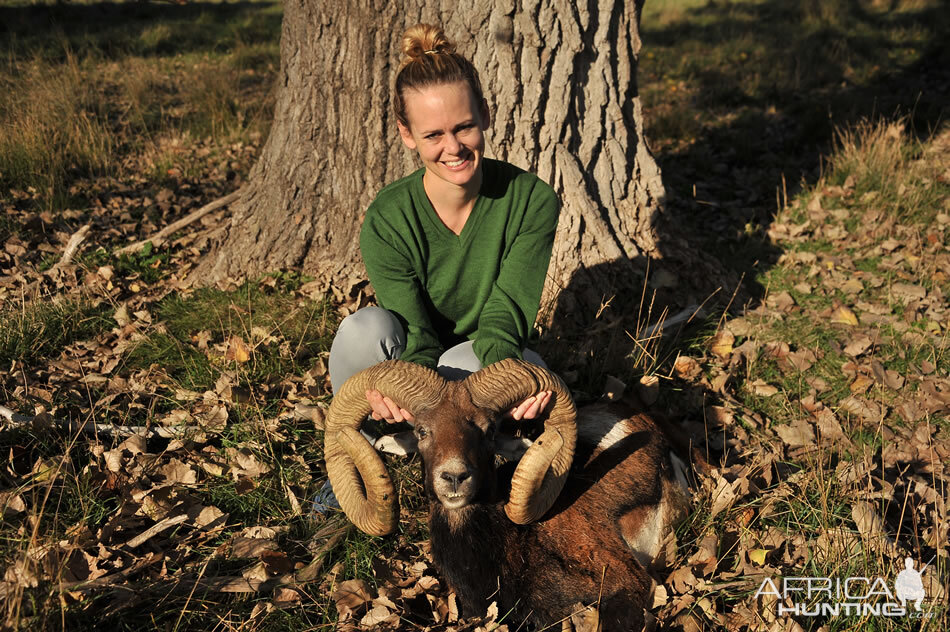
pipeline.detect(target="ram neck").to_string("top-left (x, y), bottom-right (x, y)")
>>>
top-left (428, 503), bottom-right (518, 616)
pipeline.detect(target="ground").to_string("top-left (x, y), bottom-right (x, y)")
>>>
top-left (0, 0), bottom-right (947, 630)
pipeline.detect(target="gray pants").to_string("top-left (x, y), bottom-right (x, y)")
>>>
top-left (329, 306), bottom-right (546, 392)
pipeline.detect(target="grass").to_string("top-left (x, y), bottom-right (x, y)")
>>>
top-left (120, 281), bottom-right (337, 390)
top-left (0, 297), bottom-right (111, 368)
top-left (0, 0), bottom-right (279, 212)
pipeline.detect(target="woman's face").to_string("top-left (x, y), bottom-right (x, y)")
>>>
top-left (397, 81), bottom-right (490, 192)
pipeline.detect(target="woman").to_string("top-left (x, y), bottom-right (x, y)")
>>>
top-left (329, 24), bottom-right (558, 423)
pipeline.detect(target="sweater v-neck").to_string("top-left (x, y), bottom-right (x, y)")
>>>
top-left (413, 170), bottom-right (487, 244)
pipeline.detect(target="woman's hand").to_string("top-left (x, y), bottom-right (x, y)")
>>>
top-left (507, 391), bottom-right (552, 420)
top-left (366, 389), bottom-right (415, 423)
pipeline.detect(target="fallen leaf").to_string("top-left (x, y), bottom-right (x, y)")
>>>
top-left (748, 548), bottom-right (768, 566)
top-left (230, 537), bottom-right (279, 559)
top-left (843, 335), bottom-right (873, 357)
top-left (667, 566), bottom-right (698, 594)
top-left (261, 550), bottom-right (294, 575)
top-left (830, 305), bottom-right (859, 326)
top-left (687, 533), bottom-right (719, 576)
top-left (891, 283), bottom-right (926, 303)
top-left (361, 604), bottom-right (397, 627)
top-left (709, 474), bottom-right (739, 517)
top-left (272, 587), bottom-right (301, 605)
top-left (0, 492), bottom-right (26, 516)
top-left (225, 336), bottom-right (251, 363)
top-left (839, 395), bottom-right (884, 422)
top-left (711, 330), bottom-right (735, 360)
top-left (767, 291), bottom-right (796, 312)
top-left (749, 380), bottom-right (779, 397)
top-left (332, 579), bottom-right (373, 620)
top-left (775, 420), bottom-right (815, 447)
top-left (673, 356), bottom-right (702, 381)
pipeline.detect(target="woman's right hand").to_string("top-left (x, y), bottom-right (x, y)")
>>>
top-left (366, 389), bottom-right (415, 423)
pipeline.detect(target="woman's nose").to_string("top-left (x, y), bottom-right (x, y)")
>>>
top-left (444, 133), bottom-right (462, 154)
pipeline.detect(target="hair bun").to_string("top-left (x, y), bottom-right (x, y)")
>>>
top-left (400, 24), bottom-right (455, 67)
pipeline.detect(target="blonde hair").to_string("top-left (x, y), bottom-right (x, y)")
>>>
top-left (394, 24), bottom-right (485, 128)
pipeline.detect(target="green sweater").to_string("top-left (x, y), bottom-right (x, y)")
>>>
top-left (360, 159), bottom-right (559, 368)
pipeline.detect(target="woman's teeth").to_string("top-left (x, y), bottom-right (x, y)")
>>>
top-left (445, 159), bottom-right (466, 167)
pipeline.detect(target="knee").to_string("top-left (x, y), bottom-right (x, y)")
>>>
top-left (335, 307), bottom-right (402, 344)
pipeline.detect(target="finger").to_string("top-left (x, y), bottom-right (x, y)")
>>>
top-left (400, 408), bottom-right (415, 422)
top-left (512, 395), bottom-right (537, 420)
top-left (382, 396), bottom-right (403, 422)
top-left (523, 398), bottom-right (543, 420)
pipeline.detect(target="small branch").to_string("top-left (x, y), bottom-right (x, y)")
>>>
top-left (55, 224), bottom-right (91, 270)
top-left (125, 513), bottom-right (189, 549)
top-left (115, 189), bottom-right (242, 256)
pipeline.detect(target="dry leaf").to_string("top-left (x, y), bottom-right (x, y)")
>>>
top-left (667, 566), bottom-right (698, 594)
top-left (361, 605), bottom-right (397, 627)
top-left (673, 355), bottom-right (702, 381)
top-left (333, 579), bottom-right (373, 620)
top-left (687, 533), bottom-right (719, 576)
top-left (156, 459), bottom-right (198, 485)
top-left (230, 537), bottom-right (279, 559)
top-left (709, 474), bottom-right (739, 517)
top-left (839, 395), bottom-right (884, 422)
top-left (225, 336), bottom-right (251, 363)
top-left (830, 305), bottom-right (859, 326)
top-left (272, 587), bottom-right (301, 605)
top-left (711, 330), bottom-right (735, 360)
top-left (226, 448), bottom-right (273, 478)
top-left (0, 492), bottom-right (26, 516)
top-left (261, 550), bottom-right (294, 575)
top-left (766, 291), bottom-right (796, 312)
top-left (774, 420), bottom-right (815, 447)
top-left (784, 349), bottom-right (816, 372)
top-left (749, 380), bottom-right (779, 397)
top-left (748, 549), bottom-right (768, 565)
top-left (843, 335), bottom-right (873, 357)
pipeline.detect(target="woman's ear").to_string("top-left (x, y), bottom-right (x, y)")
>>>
top-left (397, 121), bottom-right (417, 150)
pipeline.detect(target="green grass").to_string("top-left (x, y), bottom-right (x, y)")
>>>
top-left (0, 297), bottom-right (111, 367)
top-left (120, 281), bottom-right (336, 390)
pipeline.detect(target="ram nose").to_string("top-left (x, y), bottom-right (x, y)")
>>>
top-left (440, 470), bottom-right (471, 493)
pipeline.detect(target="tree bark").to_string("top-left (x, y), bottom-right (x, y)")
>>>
top-left (193, 0), bottom-right (668, 321)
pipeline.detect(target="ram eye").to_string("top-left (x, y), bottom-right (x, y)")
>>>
top-left (415, 427), bottom-right (429, 440)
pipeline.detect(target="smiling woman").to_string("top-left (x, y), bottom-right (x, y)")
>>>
top-left (328, 23), bottom-right (559, 423)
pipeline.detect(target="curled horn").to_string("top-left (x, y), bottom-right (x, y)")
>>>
top-left (324, 360), bottom-right (446, 535)
top-left (463, 358), bottom-right (577, 524)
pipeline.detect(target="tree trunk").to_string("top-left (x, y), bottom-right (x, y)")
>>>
top-left (194, 0), bottom-right (675, 323)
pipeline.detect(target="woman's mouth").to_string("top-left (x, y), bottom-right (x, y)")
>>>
top-left (442, 157), bottom-right (470, 170)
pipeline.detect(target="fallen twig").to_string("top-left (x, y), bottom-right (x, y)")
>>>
top-left (55, 224), bottom-right (91, 269)
top-left (115, 189), bottom-right (242, 256)
top-left (125, 513), bottom-right (189, 549)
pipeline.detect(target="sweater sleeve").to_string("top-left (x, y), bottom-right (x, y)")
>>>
top-left (473, 179), bottom-right (559, 366)
top-left (360, 208), bottom-right (443, 369)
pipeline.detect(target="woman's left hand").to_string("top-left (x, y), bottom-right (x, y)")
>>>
top-left (507, 390), bottom-right (552, 420)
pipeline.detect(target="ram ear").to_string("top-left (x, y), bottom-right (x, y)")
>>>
top-left (494, 434), bottom-right (532, 461)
